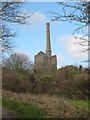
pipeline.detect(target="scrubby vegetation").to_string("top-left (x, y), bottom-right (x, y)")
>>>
top-left (2, 53), bottom-right (89, 118)
top-left (3, 90), bottom-right (88, 118)
top-left (2, 64), bottom-right (88, 99)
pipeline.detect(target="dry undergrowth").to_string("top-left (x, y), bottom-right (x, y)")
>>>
top-left (2, 90), bottom-right (88, 118)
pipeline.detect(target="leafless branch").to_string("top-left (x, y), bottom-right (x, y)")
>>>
top-left (49, 2), bottom-right (89, 47)
top-left (1, 2), bottom-right (31, 54)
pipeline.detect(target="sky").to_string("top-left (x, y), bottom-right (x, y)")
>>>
top-left (10, 2), bottom-right (88, 68)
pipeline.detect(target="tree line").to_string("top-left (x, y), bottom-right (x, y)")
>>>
top-left (2, 52), bottom-right (88, 100)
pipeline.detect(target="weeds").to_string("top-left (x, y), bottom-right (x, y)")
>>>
top-left (3, 90), bottom-right (88, 118)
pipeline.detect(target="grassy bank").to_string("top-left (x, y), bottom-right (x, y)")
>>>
top-left (2, 90), bottom-right (88, 118)
top-left (2, 98), bottom-right (47, 118)
top-left (67, 99), bottom-right (88, 112)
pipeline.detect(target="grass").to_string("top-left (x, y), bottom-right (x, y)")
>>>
top-left (2, 90), bottom-right (88, 118)
top-left (67, 99), bottom-right (88, 112)
top-left (2, 97), bottom-right (47, 118)
top-left (0, 99), bottom-right (2, 105)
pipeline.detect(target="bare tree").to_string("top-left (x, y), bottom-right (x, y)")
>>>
top-left (2, 25), bottom-right (15, 54)
top-left (2, 2), bottom-right (31, 24)
top-left (49, 2), bottom-right (90, 47)
top-left (0, 1), bottom-right (31, 54)
top-left (3, 52), bottom-right (33, 72)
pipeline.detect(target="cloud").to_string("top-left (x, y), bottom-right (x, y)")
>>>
top-left (27, 12), bottom-right (48, 26)
top-left (58, 35), bottom-right (88, 59)
top-left (14, 50), bottom-right (33, 58)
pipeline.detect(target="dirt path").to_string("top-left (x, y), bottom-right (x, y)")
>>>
top-left (2, 107), bottom-right (16, 118)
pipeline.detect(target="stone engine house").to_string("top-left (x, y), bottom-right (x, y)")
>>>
top-left (34, 22), bottom-right (57, 72)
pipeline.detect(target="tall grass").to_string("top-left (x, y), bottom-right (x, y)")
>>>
top-left (3, 90), bottom-right (88, 118)
top-left (67, 99), bottom-right (88, 112)
top-left (3, 97), bottom-right (47, 118)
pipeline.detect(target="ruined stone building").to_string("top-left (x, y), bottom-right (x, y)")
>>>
top-left (34, 23), bottom-right (57, 76)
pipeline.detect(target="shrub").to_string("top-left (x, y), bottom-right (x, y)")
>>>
top-left (2, 71), bottom-right (21, 92)
top-left (2, 70), bottom-right (35, 93)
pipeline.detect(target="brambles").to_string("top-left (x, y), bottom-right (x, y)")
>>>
top-left (2, 90), bottom-right (88, 118)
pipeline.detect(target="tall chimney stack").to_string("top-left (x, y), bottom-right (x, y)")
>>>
top-left (46, 22), bottom-right (51, 57)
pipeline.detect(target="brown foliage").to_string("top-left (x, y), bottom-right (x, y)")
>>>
top-left (2, 69), bottom-right (35, 93)
top-left (2, 65), bottom-right (88, 99)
